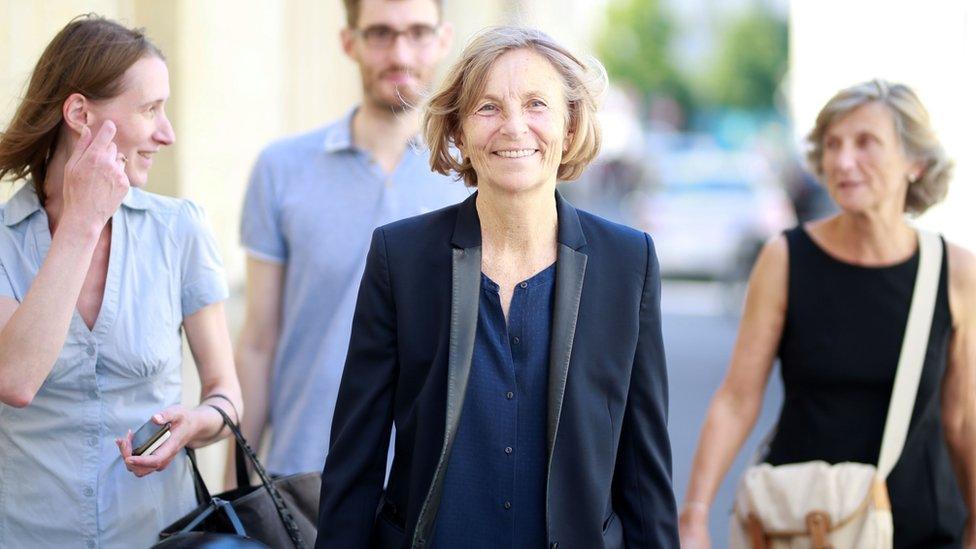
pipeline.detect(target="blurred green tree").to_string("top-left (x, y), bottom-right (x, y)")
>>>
top-left (704, 8), bottom-right (788, 111)
top-left (595, 0), bottom-right (694, 116)
top-left (596, 0), bottom-right (788, 121)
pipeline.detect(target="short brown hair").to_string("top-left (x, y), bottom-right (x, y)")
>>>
top-left (423, 26), bottom-right (607, 187)
top-left (0, 14), bottom-right (163, 205)
top-left (342, 0), bottom-right (444, 28)
top-left (807, 79), bottom-right (953, 215)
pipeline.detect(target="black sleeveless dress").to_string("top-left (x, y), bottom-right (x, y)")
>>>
top-left (765, 226), bottom-right (966, 548)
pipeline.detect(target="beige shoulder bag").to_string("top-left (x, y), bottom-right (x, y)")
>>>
top-left (729, 230), bottom-right (943, 549)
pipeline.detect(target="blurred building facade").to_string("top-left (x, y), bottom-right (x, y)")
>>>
top-left (5, 0), bottom-right (971, 500)
top-left (0, 0), bottom-right (605, 286)
top-left (0, 0), bottom-right (605, 488)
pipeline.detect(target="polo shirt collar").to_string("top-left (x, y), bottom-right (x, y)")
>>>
top-left (322, 106), bottom-right (425, 154)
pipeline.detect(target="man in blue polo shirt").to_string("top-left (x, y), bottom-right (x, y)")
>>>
top-left (228, 0), bottom-right (468, 481)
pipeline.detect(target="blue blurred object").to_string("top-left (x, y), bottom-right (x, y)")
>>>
top-left (633, 147), bottom-right (796, 281)
top-left (152, 532), bottom-right (270, 548)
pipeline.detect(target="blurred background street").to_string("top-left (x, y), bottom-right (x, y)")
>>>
top-left (662, 281), bottom-right (782, 545)
top-left (2, 0), bottom-right (973, 542)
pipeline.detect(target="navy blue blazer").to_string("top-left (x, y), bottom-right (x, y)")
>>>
top-left (315, 191), bottom-right (678, 549)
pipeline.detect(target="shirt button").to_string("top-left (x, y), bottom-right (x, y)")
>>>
top-left (503, 501), bottom-right (512, 510)
top-left (506, 391), bottom-right (514, 400)
top-left (83, 487), bottom-right (94, 497)
top-left (86, 345), bottom-right (95, 357)
top-left (519, 282), bottom-right (528, 289)
top-left (88, 437), bottom-right (98, 447)
top-left (512, 336), bottom-right (520, 345)
top-left (505, 446), bottom-right (513, 455)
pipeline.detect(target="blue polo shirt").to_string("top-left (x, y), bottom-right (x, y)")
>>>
top-left (431, 263), bottom-right (555, 548)
top-left (241, 108), bottom-right (470, 475)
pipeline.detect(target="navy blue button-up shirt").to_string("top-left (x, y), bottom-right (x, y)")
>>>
top-left (431, 264), bottom-right (555, 548)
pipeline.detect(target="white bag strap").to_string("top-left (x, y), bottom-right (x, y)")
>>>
top-left (877, 229), bottom-right (943, 478)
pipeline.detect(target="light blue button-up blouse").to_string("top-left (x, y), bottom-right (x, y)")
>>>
top-left (0, 184), bottom-right (229, 548)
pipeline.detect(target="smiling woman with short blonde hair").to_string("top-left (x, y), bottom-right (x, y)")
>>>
top-left (423, 26), bottom-right (606, 186)
top-left (317, 25), bottom-right (678, 549)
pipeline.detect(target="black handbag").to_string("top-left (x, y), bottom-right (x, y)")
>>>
top-left (152, 497), bottom-right (269, 548)
top-left (154, 532), bottom-right (270, 548)
top-left (158, 405), bottom-right (321, 549)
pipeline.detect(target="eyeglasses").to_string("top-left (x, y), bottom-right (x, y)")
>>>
top-left (355, 24), bottom-right (440, 49)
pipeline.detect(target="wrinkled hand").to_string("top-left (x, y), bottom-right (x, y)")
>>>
top-left (678, 508), bottom-right (711, 549)
top-left (115, 405), bottom-right (199, 478)
top-left (61, 121), bottom-right (130, 234)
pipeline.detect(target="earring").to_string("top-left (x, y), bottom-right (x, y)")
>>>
top-left (908, 174), bottom-right (918, 184)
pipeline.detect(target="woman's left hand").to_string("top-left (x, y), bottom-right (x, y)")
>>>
top-left (115, 405), bottom-right (203, 477)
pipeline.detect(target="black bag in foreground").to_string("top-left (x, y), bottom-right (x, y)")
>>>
top-left (158, 405), bottom-right (321, 549)
top-left (152, 496), bottom-right (269, 548)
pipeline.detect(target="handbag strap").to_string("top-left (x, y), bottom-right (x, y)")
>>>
top-left (234, 433), bottom-right (251, 489)
top-left (207, 405), bottom-right (309, 549)
top-left (179, 497), bottom-right (248, 537)
top-left (877, 229), bottom-right (943, 478)
top-left (186, 447), bottom-right (213, 505)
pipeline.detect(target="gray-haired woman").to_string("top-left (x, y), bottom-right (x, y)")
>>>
top-left (679, 80), bottom-right (976, 548)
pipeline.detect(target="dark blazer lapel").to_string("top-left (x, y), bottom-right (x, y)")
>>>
top-left (444, 245), bottom-right (481, 450)
top-left (546, 191), bottom-right (588, 459)
top-left (443, 191), bottom-right (483, 452)
top-left (414, 192), bottom-right (482, 547)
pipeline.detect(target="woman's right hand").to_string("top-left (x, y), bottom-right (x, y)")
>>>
top-left (678, 505), bottom-right (711, 549)
top-left (61, 121), bottom-right (130, 234)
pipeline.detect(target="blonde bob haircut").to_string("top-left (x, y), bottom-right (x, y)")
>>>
top-left (807, 79), bottom-right (953, 215)
top-left (423, 26), bottom-right (607, 187)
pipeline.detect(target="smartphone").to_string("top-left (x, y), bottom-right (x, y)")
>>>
top-left (131, 418), bottom-right (172, 456)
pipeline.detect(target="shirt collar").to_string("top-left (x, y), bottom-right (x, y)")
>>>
top-left (2, 183), bottom-right (41, 227)
top-left (322, 106), bottom-right (425, 154)
top-left (322, 108), bottom-right (357, 153)
top-left (2, 184), bottom-right (150, 227)
top-left (120, 187), bottom-right (152, 211)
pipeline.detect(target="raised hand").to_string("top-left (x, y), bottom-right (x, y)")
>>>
top-left (61, 121), bottom-right (130, 234)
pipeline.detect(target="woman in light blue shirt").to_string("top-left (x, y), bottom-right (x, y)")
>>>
top-left (0, 15), bottom-right (242, 548)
